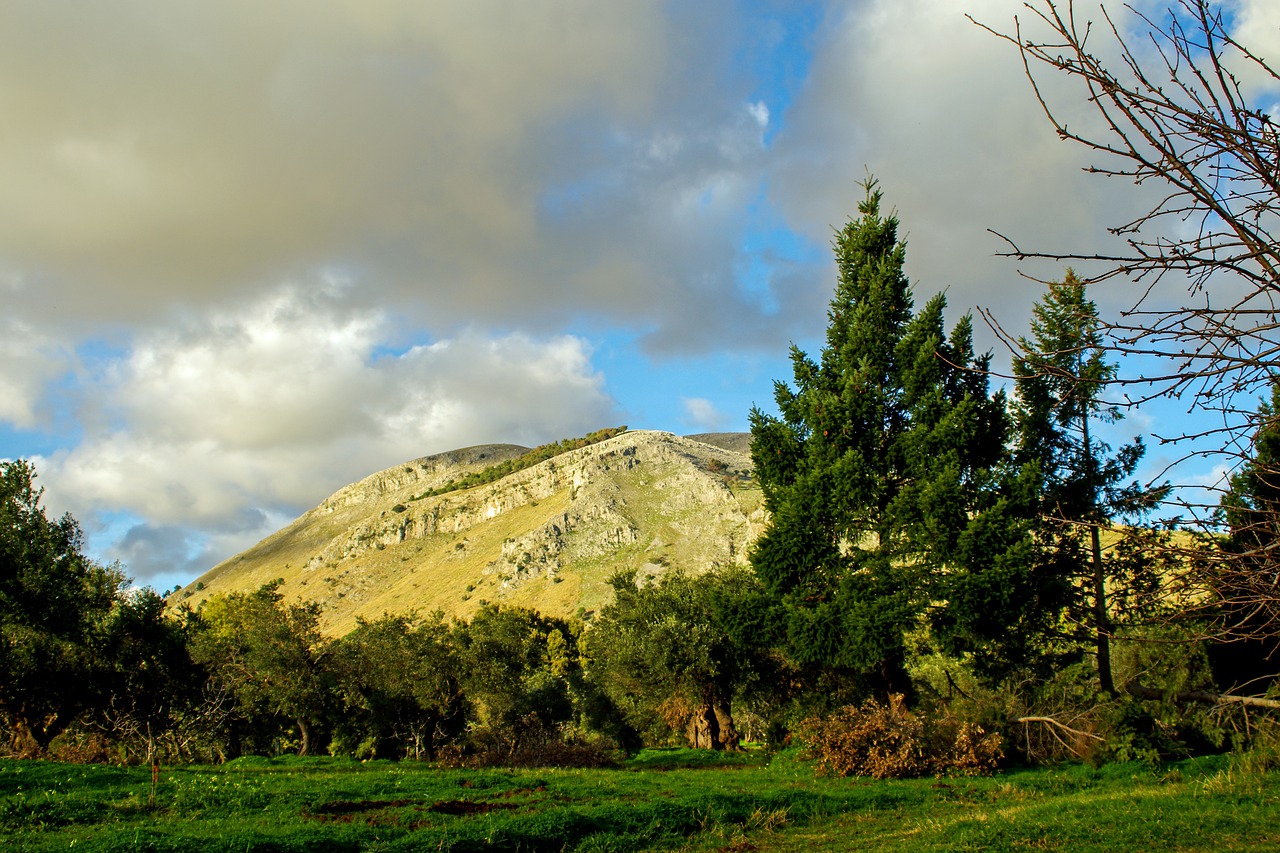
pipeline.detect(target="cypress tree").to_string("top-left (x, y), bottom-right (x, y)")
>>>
top-left (749, 182), bottom-right (1042, 698)
top-left (1213, 378), bottom-right (1280, 690)
top-left (1013, 271), bottom-right (1165, 694)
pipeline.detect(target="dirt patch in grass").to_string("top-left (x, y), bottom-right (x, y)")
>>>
top-left (429, 799), bottom-right (519, 815)
top-left (310, 798), bottom-right (419, 815)
top-left (305, 797), bottom-right (519, 826)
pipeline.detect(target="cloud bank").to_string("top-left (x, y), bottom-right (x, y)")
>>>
top-left (6, 0), bottom-right (1272, 584)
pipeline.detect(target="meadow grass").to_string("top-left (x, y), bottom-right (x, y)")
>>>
top-left (1, 749), bottom-right (1276, 852)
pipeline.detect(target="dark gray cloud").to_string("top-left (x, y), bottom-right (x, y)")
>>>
top-left (0, 0), bottom-right (812, 353)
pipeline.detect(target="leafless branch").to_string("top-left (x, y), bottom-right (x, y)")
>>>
top-left (975, 2), bottom-right (1280, 644)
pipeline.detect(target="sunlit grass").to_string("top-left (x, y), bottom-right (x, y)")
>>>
top-left (1, 751), bottom-right (1276, 852)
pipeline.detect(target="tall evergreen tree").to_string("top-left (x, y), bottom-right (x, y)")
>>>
top-left (1213, 378), bottom-right (1280, 689)
top-left (1013, 271), bottom-right (1164, 695)
top-left (749, 182), bottom-right (1043, 697)
top-left (1222, 378), bottom-right (1280, 577)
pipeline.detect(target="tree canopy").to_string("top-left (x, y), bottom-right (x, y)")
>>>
top-left (0, 460), bottom-right (123, 756)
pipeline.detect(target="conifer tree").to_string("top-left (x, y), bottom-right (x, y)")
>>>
top-left (1213, 379), bottom-right (1280, 688)
top-left (749, 182), bottom-right (1043, 697)
top-left (1222, 380), bottom-right (1280, 572)
top-left (1013, 271), bottom-right (1164, 695)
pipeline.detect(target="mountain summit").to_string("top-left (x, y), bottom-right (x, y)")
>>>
top-left (178, 430), bottom-right (763, 634)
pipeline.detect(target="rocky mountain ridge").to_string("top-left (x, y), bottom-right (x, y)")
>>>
top-left (179, 430), bottom-right (764, 634)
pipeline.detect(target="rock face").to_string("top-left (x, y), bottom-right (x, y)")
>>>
top-left (179, 431), bottom-right (765, 635)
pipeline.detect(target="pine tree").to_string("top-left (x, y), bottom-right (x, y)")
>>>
top-left (1013, 271), bottom-right (1165, 695)
top-left (1213, 379), bottom-right (1280, 689)
top-left (1222, 379), bottom-right (1280, 570)
top-left (749, 182), bottom-right (1042, 697)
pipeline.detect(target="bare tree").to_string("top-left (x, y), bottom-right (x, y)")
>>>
top-left (975, 1), bottom-right (1280, 648)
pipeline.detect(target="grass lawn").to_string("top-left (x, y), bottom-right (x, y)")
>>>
top-left (1, 749), bottom-right (1276, 852)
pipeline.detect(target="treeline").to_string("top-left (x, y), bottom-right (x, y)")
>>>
top-left (410, 426), bottom-right (629, 501)
top-left (0, 460), bottom-right (758, 767)
top-left (4, 187), bottom-right (1279, 773)
top-left (0, 453), bottom-right (749, 765)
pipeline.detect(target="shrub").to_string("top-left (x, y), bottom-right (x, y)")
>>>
top-left (796, 694), bottom-right (1002, 779)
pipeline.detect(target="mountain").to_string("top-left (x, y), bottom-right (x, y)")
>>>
top-left (176, 430), bottom-right (765, 635)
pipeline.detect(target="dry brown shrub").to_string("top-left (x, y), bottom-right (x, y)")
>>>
top-left (797, 694), bottom-right (1002, 779)
top-left (943, 720), bottom-right (1005, 776)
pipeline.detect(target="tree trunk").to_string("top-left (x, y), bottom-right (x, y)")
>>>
top-left (296, 717), bottom-right (312, 756)
top-left (1090, 522), bottom-right (1115, 695)
top-left (712, 702), bottom-right (741, 751)
top-left (685, 697), bottom-right (740, 751)
top-left (11, 719), bottom-right (47, 759)
top-left (685, 704), bottom-right (722, 750)
top-left (1082, 413), bottom-right (1116, 696)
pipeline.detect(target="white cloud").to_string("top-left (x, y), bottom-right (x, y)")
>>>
top-left (1231, 0), bottom-right (1280, 71)
top-left (771, 0), bottom-right (1162, 345)
top-left (0, 319), bottom-right (72, 428)
top-left (0, 0), bottom-right (805, 354)
top-left (32, 285), bottom-right (619, 578)
top-left (682, 397), bottom-right (727, 432)
top-left (8, 0), bottom-right (1257, 584)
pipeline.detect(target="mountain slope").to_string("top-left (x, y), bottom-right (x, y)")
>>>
top-left (178, 430), bottom-right (764, 635)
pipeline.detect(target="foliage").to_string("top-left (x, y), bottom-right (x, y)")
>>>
top-left (452, 604), bottom-right (584, 759)
top-left (0, 460), bottom-right (125, 757)
top-left (90, 588), bottom-right (202, 766)
top-left (412, 426), bottom-right (628, 500)
top-left (586, 568), bottom-right (768, 750)
top-left (748, 181), bottom-right (1042, 693)
top-left (188, 582), bottom-right (333, 757)
top-left (329, 613), bottom-right (465, 760)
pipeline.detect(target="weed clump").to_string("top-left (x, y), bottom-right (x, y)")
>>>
top-left (796, 694), bottom-right (1002, 779)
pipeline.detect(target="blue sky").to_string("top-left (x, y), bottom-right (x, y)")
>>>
top-left (3, 0), bottom-right (1278, 593)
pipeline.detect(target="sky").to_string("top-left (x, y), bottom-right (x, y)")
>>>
top-left (3, 0), bottom-right (1279, 593)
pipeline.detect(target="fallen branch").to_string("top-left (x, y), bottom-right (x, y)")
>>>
top-left (1126, 683), bottom-right (1280, 710)
top-left (1014, 716), bottom-right (1106, 742)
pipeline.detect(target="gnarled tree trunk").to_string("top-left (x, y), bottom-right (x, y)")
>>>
top-left (297, 717), bottom-right (312, 756)
top-left (684, 695), bottom-right (740, 751)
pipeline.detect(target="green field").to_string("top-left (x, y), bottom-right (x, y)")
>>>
top-left (3, 750), bottom-right (1278, 852)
